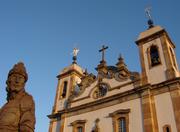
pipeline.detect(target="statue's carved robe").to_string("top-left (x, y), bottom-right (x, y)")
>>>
top-left (0, 91), bottom-right (35, 132)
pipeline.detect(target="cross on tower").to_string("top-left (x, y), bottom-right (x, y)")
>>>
top-left (145, 6), bottom-right (152, 20)
top-left (99, 45), bottom-right (108, 63)
top-left (145, 6), bottom-right (154, 28)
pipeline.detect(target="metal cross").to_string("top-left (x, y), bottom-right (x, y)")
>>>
top-left (99, 45), bottom-right (108, 62)
top-left (145, 6), bottom-right (152, 20)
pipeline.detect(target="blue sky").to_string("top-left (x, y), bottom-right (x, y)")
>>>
top-left (0, 0), bottom-right (180, 132)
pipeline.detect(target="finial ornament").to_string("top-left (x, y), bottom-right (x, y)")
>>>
top-left (119, 53), bottom-right (122, 60)
top-left (99, 45), bottom-right (108, 63)
top-left (145, 6), bottom-right (154, 28)
top-left (72, 48), bottom-right (79, 64)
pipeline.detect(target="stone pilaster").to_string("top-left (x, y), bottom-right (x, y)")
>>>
top-left (48, 120), bottom-right (54, 132)
top-left (169, 84), bottom-right (180, 132)
top-left (141, 89), bottom-right (158, 132)
top-left (60, 114), bottom-right (66, 132)
top-left (139, 44), bottom-right (148, 85)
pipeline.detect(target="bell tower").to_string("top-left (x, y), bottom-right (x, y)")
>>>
top-left (52, 63), bottom-right (84, 112)
top-left (52, 48), bottom-right (84, 113)
top-left (48, 48), bottom-right (84, 132)
top-left (136, 9), bottom-right (179, 85)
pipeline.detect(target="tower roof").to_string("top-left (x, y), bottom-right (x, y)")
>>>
top-left (136, 25), bottom-right (175, 48)
top-left (136, 25), bottom-right (164, 42)
top-left (57, 63), bottom-right (84, 78)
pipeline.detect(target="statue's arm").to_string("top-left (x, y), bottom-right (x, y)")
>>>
top-left (19, 94), bottom-right (36, 132)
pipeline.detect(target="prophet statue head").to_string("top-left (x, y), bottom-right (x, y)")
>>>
top-left (6, 62), bottom-right (28, 93)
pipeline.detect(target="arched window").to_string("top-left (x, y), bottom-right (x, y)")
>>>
top-left (62, 81), bottom-right (68, 98)
top-left (150, 45), bottom-right (161, 66)
top-left (166, 127), bottom-right (170, 132)
top-left (118, 117), bottom-right (126, 132)
top-left (163, 124), bottom-right (171, 132)
top-left (109, 109), bottom-right (130, 132)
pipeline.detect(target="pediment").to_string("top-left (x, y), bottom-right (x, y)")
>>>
top-left (67, 65), bottom-right (140, 108)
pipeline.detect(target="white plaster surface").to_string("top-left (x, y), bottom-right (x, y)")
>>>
top-left (154, 93), bottom-right (177, 132)
top-left (103, 78), bottom-right (131, 88)
top-left (143, 38), bottom-right (167, 84)
top-left (71, 79), bottom-right (135, 108)
top-left (64, 99), bottom-right (143, 132)
top-left (56, 77), bottom-right (71, 111)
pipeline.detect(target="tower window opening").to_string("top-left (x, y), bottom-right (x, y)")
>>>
top-left (150, 45), bottom-right (161, 66)
top-left (62, 81), bottom-right (68, 98)
top-left (166, 127), bottom-right (170, 132)
top-left (163, 125), bottom-right (171, 132)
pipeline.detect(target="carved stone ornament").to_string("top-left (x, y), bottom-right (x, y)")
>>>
top-left (0, 62), bottom-right (35, 132)
top-left (93, 83), bottom-right (109, 99)
top-left (114, 72), bottom-right (129, 82)
top-left (97, 65), bottom-right (140, 83)
top-left (79, 73), bottom-right (96, 89)
top-left (97, 66), bottom-right (130, 81)
top-left (68, 73), bottom-right (96, 103)
top-left (92, 118), bottom-right (100, 132)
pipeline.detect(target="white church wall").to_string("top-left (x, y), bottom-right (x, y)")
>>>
top-left (71, 80), bottom-right (135, 108)
top-left (154, 92), bottom-right (177, 132)
top-left (64, 98), bottom-right (143, 132)
top-left (103, 78), bottom-right (131, 88)
top-left (107, 83), bottom-right (134, 96)
top-left (143, 38), bottom-right (167, 84)
top-left (56, 77), bottom-right (71, 111)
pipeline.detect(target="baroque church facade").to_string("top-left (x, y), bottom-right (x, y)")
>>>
top-left (48, 19), bottom-right (180, 132)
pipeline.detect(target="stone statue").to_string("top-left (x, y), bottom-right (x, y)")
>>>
top-left (0, 62), bottom-right (35, 132)
top-left (92, 118), bottom-right (100, 132)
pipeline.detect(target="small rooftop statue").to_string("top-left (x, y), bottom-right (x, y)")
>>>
top-left (0, 62), bottom-right (35, 132)
top-left (72, 47), bottom-right (79, 64)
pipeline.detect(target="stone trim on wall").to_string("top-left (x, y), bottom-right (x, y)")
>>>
top-left (140, 89), bottom-right (159, 132)
top-left (138, 44), bottom-right (148, 85)
top-left (136, 29), bottom-right (175, 48)
top-left (70, 120), bottom-right (86, 132)
top-left (51, 80), bottom-right (61, 116)
top-left (57, 70), bottom-right (84, 79)
top-left (169, 87), bottom-right (180, 132)
top-left (109, 109), bottom-right (130, 132)
top-left (160, 34), bottom-right (176, 80)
